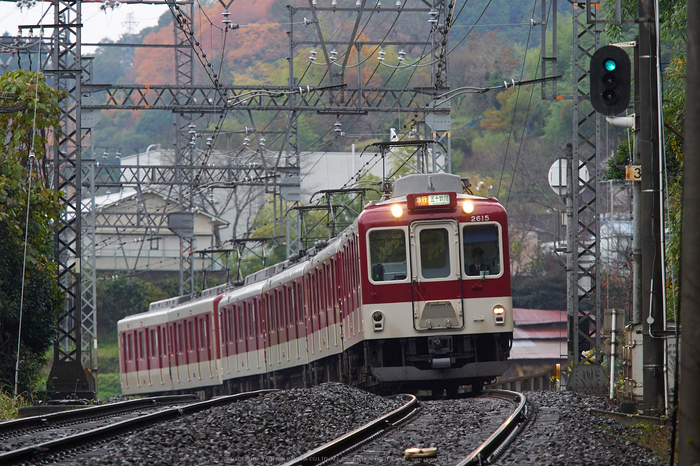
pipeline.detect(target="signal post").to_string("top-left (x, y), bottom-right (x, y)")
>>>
top-left (588, 5), bottom-right (664, 416)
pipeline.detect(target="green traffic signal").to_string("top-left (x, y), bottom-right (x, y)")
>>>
top-left (590, 45), bottom-right (631, 116)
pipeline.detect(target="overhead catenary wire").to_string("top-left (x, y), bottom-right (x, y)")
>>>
top-left (495, 0), bottom-right (543, 208)
top-left (14, 66), bottom-right (41, 397)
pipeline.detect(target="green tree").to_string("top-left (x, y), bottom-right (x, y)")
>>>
top-left (0, 70), bottom-right (66, 395)
top-left (511, 252), bottom-right (567, 310)
top-left (96, 278), bottom-right (169, 344)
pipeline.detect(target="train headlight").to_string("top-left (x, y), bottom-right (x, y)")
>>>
top-left (462, 200), bottom-right (475, 214)
top-left (390, 204), bottom-right (403, 218)
top-left (493, 305), bottom-right (506, 325)
top-left (372, 311), bottom-right (384, 331)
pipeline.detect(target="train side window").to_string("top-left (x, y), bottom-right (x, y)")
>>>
top-left (188, 320), bottom-right (195, 352)
top-left (200, 317), bottom-right (207, 349)
top-left (275, 290), bottom-right (282, 332)
top-left (161, 327), bottom-right (168, 357)
top-left (247, 302), bottom-right (254, 338)
top-left (462, 223), bottom-right (501, 278)
top-left (368, 229), bottom-right (407, 282)
top-left (138, 331), bottom-right (145, 360)
top-left (151, 329), bottom-right (157, 358)
top-left (127, 333), bottom-right (134, 361)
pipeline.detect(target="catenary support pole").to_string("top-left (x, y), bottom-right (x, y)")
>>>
top-left (638, 0), bottom-right (665, 416)
top-left (677, 1), bottom-right (700, 463)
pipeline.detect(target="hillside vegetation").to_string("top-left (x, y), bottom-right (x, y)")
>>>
top-left (90, 2), bottom-right (579, 249)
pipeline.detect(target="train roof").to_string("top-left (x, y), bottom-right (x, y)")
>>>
top-left (390, 173), bottom-right (469, 198)
top-left (242, 232), bottom-right (347, 287)
top-left (147, 282), bottom-right (239, 313)
top-left (219, 279), bottom-right (265, 306)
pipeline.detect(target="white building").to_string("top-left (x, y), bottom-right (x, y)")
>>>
top-left (92, 188), bottom-right (228, 273)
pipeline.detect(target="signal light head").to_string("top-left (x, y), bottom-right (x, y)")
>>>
top-left (589, 45), bottom-right (631, 116)
top-left (602, 87), bottom-right (618, 104)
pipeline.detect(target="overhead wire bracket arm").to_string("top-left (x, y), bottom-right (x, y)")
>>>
top-left (432, 75), bottom-right (563, 106)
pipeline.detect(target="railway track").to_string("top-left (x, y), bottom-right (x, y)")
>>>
top-left (0, 390), bottom-right (275, 465)
top-left (282, 389), bottom-right (528, 466)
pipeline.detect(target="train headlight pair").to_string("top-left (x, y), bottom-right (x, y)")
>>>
top-left (493, 305), bottom-right (506, 325)
top-left (394, 200), bottom-right (474, 216)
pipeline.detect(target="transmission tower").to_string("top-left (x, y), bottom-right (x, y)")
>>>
top-left (45, 0), bottom-right (93, 396)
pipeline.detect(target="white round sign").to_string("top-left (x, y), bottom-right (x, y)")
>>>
top-left (548, 159), bottom-right (590, 196)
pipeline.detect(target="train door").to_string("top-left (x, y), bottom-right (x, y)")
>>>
top-left (254, 297), bottom-right (265, 369)
top-left (409, 219), bottom-right (464, 331)
top-left (265, 292), bottom-right (278, 368)
top-left (329, 259), bottom-right (340, 349)
top-left (295, 281), bottom-right (305, 361)
top-left (158, 326), bottom-right (169, 387)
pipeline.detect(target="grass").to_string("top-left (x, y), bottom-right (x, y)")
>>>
top-left (97, 372), bottom-right (122, 399)
top-left (98, 341), bottom-right (121, 374)
top-left (0, 392), bottom-right (32, 421)
top-left (627, 423), bottom-right (671, 463)
top-left (97, 341), bottom-right (122, 400)
top-left (1, 341), bottom-right (123, 418)
top-left (604, 421), bottom-right (671, 463)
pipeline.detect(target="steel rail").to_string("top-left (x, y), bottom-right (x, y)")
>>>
top-left (455, 389), bottom-right (529, 466)
top-left (280, 394), bottom-right (419, 466)
top-left (0, 394), bottom-right (198, 437)
top-left (0, 390), bottom-right (276, 464)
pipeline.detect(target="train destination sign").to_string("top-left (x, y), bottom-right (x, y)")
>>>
top-left (415, 194), bottom-right (450, 206)
top-left (407, 192), bottom-right (456, 210)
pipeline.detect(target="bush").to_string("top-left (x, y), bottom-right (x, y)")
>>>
top-left (97, 373), bottom-right (122, 400)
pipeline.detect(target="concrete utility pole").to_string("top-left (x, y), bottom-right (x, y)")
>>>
top-left (637, 0), bottom-right (665, 416)
top-left (678, 1), bottom-right (700, 462)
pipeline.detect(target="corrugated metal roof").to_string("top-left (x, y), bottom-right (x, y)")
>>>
top-left (511, 308), bottom-right (567, 361)
top-left (513, 308), bottom-right (566, 326)
top-left (514, 327), bottom-right (566, 340)
top-left (511, 340), bottom-right (567, 360)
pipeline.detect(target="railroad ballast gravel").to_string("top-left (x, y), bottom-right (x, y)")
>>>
top-left (89, 383), bottom-right (404, 465)
top-left (87, 384), bottom-right (666, 466)
top-left (497, 390), bottom-right (666, 466)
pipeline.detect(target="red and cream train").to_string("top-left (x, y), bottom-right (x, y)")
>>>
top-left (118, 173), bottom-right (513, 397)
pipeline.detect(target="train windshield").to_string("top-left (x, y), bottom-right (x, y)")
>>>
top-left (463, 223), bottom-right (501, 277)
top-left (368, 229), bottom-right (408, 282)
top-left (418, 228), bottom-right (451, 278)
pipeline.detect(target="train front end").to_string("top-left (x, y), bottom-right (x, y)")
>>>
top-left (357, 173), bottom-right (513, 393)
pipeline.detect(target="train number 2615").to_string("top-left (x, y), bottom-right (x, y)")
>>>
top-left (470, 214), bottom-right (490, 222)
